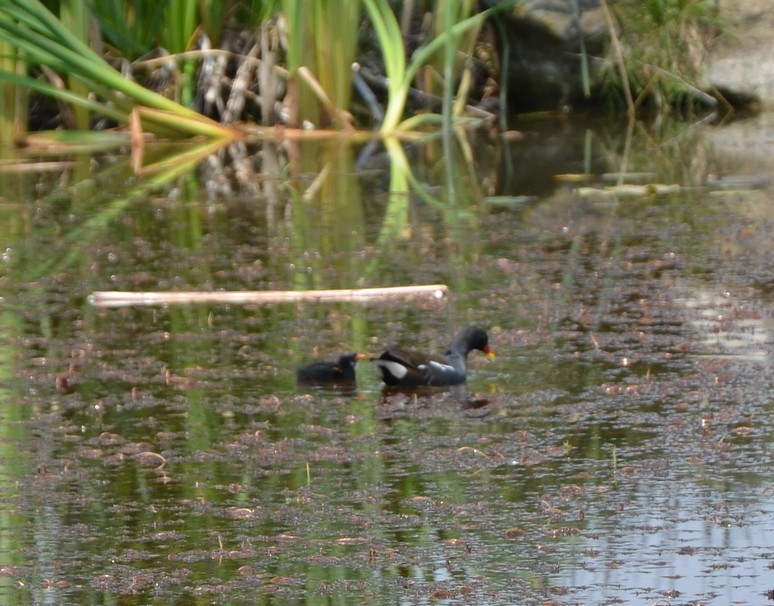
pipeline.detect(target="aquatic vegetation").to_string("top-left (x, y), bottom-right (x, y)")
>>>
top-left (0, 0), bottom-right (238, 141)
top-left (0, 0), bottom-right (511, 141)
top-left (596, 0), bottom-right (720, 113)
top-left (0, 0), bottom-right (725, 147)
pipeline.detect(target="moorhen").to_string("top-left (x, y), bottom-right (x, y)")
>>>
top-left (296, 352), bottom-right (365, 384)
top-left (371, 326), bottom-right (495, 387)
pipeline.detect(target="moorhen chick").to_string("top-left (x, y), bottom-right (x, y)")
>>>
top-left (296, 352), bottom-right (365, 385)
top-left (371, 326), bottom-right (495, 387)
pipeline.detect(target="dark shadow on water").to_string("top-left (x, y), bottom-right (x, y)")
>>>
top-left (295, 380), bottom-right (360, 397)
top-left (375, 384), bottom-right (495, 420)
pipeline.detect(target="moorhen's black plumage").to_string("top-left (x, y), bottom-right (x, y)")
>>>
top-left (371, 326), bottom-right (495, 387)
top-left (296, 352), bottom-right (364, 384)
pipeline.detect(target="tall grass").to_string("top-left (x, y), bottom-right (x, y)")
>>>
top-left (0, 0), bottom-right (236, 139)
top-left (59, 0), bottom-right (91, 129)
top-left (81, 0), bottom-right (164, 60)
top-left (597, 0), bottom-right (719, 113)
top-left (363, 0), bottom-right (516, 133)
top-left (163, 0), bottom-right (199, 106)
top-left (0, 39), bottom-right (23, 145)
top-left (0, 0), bottom-right (518, 139)
top-left (282, 0), bottom-right (360, 128)
top-left (0, 0), bottom-right (722, 142)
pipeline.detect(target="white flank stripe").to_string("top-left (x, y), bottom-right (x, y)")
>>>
top-left (373, 360), bottom-right (408, 379)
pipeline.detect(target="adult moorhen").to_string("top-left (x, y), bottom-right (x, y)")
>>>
top-left (371, 326), bottom-right (495, 387)
top-left (296, 352), bottom-right (365, 384)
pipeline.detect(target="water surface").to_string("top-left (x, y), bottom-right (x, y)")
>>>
top-left (1, 113), bottom-right (773, 605)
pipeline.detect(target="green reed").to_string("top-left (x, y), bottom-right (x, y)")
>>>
top-left (363, 0), bottom-right (515, 133)
top-left (0, 0), bottom-right (235, 138)
top-left (58, 0), bottom-right (91, 129)
top-left (0, 38), bottom-right (22, 146)
top-left (82, 0), bottom-right (163, 59)
top-left (597, 0), bottom-right (719, 113)
top-left (282, 0), bottom-right (360, 128)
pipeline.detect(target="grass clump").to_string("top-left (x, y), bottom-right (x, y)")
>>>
top-left (596, 0), bottom-right (720, 114)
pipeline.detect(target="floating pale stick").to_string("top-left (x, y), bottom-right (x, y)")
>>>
top-left (88, 284), bottom-right (448, 308)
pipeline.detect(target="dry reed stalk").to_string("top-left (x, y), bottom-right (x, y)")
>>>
top-left (89, 284), bottom-right (449, 308)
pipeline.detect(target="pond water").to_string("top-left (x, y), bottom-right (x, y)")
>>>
top-left (1, 112), bottom-right (773, 605)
